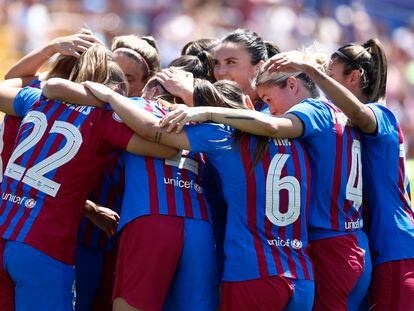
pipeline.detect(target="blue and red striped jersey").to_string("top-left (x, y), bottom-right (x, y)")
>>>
top-left (288, 98), bottom-right (364, 240)
top-left (28, 78), bottom-right (41, 88)
top-left (77, 152), bottom-right (125, 251)
top-left (0, 79), bottom-right (41, 183)
top-left (0, 87), bottom-right (134, 264)
top-left (118, 98), bottom-right (211, 230)
top-left (361, 103), bottom-right (414, 265)
top-left (78, 97), bottom-right (169, 246)
top-left (0, 116), bottom-right (21, 184)
top-left (185, 123), bottom-right (313, 282)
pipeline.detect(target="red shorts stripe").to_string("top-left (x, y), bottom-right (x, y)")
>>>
top-left (113, 215), bottom-right (184, 311)
top-left (92, 243), bottom-right (119, 311)
top-left (220, 276), bottom-right (293, 311)
top-left (310, 234), bottom-right (365, 311)
top-left (368, 259), bottom-right (414, 311)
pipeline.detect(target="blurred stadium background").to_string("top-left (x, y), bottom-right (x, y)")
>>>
top-left (0, 0), bottom-right (414, 200)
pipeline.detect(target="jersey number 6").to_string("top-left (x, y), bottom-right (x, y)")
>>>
top-left (266, 153), bottom-right (301, 227)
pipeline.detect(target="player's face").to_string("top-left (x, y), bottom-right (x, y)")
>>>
top-left (213, 43), bottom-right (260, 94)
top-left (114, 52), bottom-right (146, 97)
top-left (328, 59), bottom-right (349, 88)
top-left (257, 84), bottom-right (296, 116)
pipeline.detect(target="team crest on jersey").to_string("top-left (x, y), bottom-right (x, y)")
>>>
top-left (112, 112), bottom-right (123, 123)
top-left (291, 239), bottom-right (303, 250)
top-left (25, 198), bottom-right (36, 209)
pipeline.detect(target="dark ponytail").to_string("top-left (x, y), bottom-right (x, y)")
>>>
top-left (362, 38), bottom-right (387, 102)
top-left (168, 51), bottom-right (214, 81)
top-left (332, 38), bottom-right (387, 103)
top-left (264, 41), bottom-right (281, 58)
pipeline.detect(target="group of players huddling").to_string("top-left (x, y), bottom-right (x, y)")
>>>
top-left (0, 26), bottom-right (413, 311)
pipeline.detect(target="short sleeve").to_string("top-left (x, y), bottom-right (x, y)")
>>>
top-left (287, 99), bottom-right (332, 139)
top-left (363, 103), bottom-right (394, 139)
top-left (184, 123), bottom-right (234, 153)
top-left (101, 111), bottom-right (135, 150)
top-left (13, 87), bottom-right (42, 117)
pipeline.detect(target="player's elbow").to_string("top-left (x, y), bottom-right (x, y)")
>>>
top-left (351, 106), bottom-right (376, 134)
top-left (139, 122), bottom-right (160, 141)
top-left (42, 78), bottom-right (66, 99)
top-left (164, 147), bottom-right (180, 159)
top-left (264, 119), bottom-right (280, 137)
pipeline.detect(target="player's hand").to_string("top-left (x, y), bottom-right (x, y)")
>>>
top-left (82, 81), bottom-right (114, 102)
top-left (84, 200), bottom-right (119, 237)
top-left (264, 51), bottom-right (307, 74)
top-left (160, 106), bottom-right (211, 133)
top-left (156, 68), bottom-right (194, 106)
top-left (51, 34), bottom-right (101, 58)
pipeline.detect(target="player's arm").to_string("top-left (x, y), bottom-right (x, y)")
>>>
top-left (160, 106), bottom-right (304, 138)
top-left (84, 200), bottom-right (119, 237)
top-left (126, 134), bottom-right (179, 158)
top-left (42, 78), bottom-right (103, 107)
top-left (303, 64), bottom-right (376, 134)
top-left (5, 33), bottom-right (97, 80)
top-left (0, 77), bottom-right (39, 88)
top-left (265, 52), bottom-right (377, 134)
top-left (83, 81), bottom-right (193, 150)
top-left (0, 87), bottom-right (22, 115)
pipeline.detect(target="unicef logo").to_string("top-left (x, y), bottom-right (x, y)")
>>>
top-left (25, 198), bottom-right (36, 209)
top-left (291, 239), bottom-right (303, 250)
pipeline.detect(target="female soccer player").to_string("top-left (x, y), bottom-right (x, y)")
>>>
top-left (111, 35), bottom-right (160, 97)
top-left (0, 44), bottom-right (176, 311)
top-left (42, 74), bottom-right (219, 311)
top-left (263, 39), bottom-right (414, 310)
top-left (76, 34), bottom-right (162, 311)
top-left (157, 28), bottom-right (279, 111)
top-left (159, 49), bottom-right (373, 310)
top-left (79, 78), bottom-right (315, 311)
top-left (0, 29), bottom-right (122, 311)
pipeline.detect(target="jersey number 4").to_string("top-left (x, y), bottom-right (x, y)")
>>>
top-left (346, 140), bottom-right (363, 209)
top-left (3, 111), bottom-right (82, 197)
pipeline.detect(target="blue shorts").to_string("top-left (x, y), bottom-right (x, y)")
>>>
top-left (2, 240), bottom-right (75, 311)
top-left (285, 279), bottom-right (315, 311)
top-left (163, 218), bottom-right (219, 311)
top-left (75, 244), bottom-right (105, 311)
